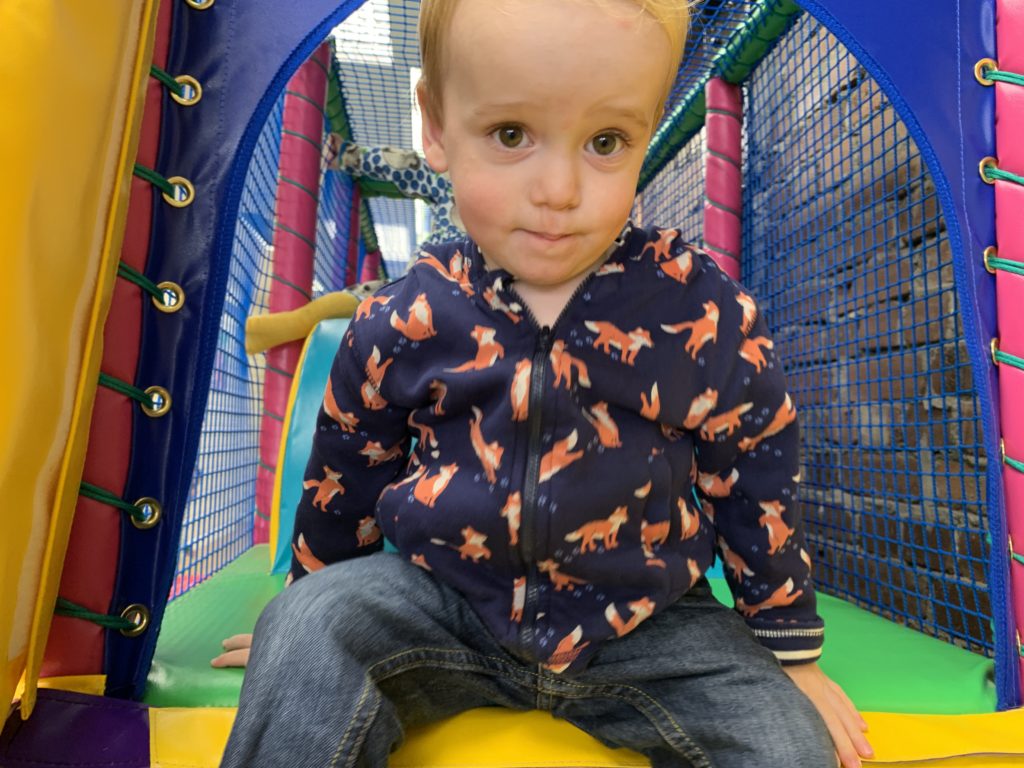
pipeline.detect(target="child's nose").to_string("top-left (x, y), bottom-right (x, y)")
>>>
top-left (529, 152), bottom-right (581, 211)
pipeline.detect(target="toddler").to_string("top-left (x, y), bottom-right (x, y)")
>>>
top-left (220, 1), bottom-right (874, 765)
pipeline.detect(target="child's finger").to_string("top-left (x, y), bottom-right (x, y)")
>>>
top-left (221, 633), bottom-right (254, 650)
top-left (211, 647), bottom-right (251, 668)
top-left (826, 686), bottom-right (874, 759)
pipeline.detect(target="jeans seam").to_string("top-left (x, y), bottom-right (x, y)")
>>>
top-left (328, 676), bottom-right (376, 768)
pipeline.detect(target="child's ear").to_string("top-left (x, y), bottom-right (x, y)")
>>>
top-left (417, 81), bottom-right (449, 173)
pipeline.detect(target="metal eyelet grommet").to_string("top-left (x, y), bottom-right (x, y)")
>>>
top-left (162, 176), bottom-right (195, 207)
top-left (171, 75), bottom-right (202, 106)
top-left (974, 58), bottom-right (998, 86)
top-left (142, 385), bottom-right (172, 417)
top-left (154, 281), bottom-right (185, 313)
top-left (185, 0), bottom-right (214, 8)
top-left (979, 156), bottom-right (999, 185)
top-left (991, 338), bottom-right (1000, 366)
top-left (1002, 438), bottom-right (1007, 462)
top-left (983, 246), bottom-right (998, 274)
top-left (119, 604), bottom-right (150, 637)
top-left (131, 497), bottom-right (163, 530)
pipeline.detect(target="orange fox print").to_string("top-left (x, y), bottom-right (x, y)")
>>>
top-left (407, 412), bottom-right (439, 456)
top-left (735, 291), bottom-right (758, 335)
top-left (635, 480), bottom-right (652, 499)
top-left (500, 492), bottom-right (521, 546)
top-left (800, 547), bottom-right (813, 573)
top-left (678, 498), bottom-right (701, 540)
top-left (550, 340), bottom-right (592, 389)
top-left (687, 558), bottom-right (701, 587)
top-left (447, 325), bottom-right (505, 372)
top-left (359, 440), bottom-right (403, 467)
top-left (482, 283), bottom-right (523, 324)
top-left (585, 321), bottom-right (653, 365)
top-left (410, 553), bottom-right (432, 571)
top-left (604, 596), bottom-right (656, 638)
top-left (596, 262), bottom-right (625, 276)
top-left (698, 468), bottom-right (739, 498)
top-left (539, 429), bottom-right (585, 483)
top-left (699, 401), bottom-right (753, 441)
top-left (565, 506), bottom-right (628, 553)
top-left (737, 578), bottom-right (803, 617)
top-left (701, 498), bottom-right (716, 523)
top-left (662, 300), bottom-right (719, 359)
top-left (641, 518), bottom-right (670, 560)
top-left (584, 402), bottom-right (621, 449)
top-left (356, 516), bottom-right (382, 547)
top-left (658, 250), bottom-right (694, 285)
top-left (413, 463), bottom-right (459, 508)
top-left (739, 336), bottom-right (773, 373)
top-left (683, 388), bottom-right (719, 429)
top-left (390, 293), bottom-right (437, 341)
top-left (510, 358), bottom-right (531, 422)
top-left (544, 625), bottom-right (590, 673)
top-left (758, 500), bottom-right (795, 555)
top-left (510, 576), bottom-right (526, 623)
top-left (355, 294), bottom-right (391, 321)
top-left (469, 406), bottom-right (504, 484)
top-left (538, 559), bottom-right (589, 591)
top-left (323, 379), bottom-right (359, 432)
top-left (291, 533), bottom-right (326, 574)
top-left (640, 228), bottom-right (679, 261)
top-left (360, 345), bottom-right (394, 410)
top-left (430, 525), bottom-right (492, 563)
top-left (419, 251), bottom-right (475, 296)
top-left (718, 537), bottom-right (754, 583)
top-left (429, 379), bottom-right (448, 416)
top-left (640, 382), bottom-right (661, 420)
top-left (737, 393), bottom-right (797, 452)
top-left (303, 465), bottom-right (345, 511)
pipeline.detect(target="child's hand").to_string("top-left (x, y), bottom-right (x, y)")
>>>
top-left (783, 662), bottom-right (874, 767)
top-left (210, 633), bottom-right (253, 668)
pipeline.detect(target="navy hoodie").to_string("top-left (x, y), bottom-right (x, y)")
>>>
top-left (290, 223), bottom-right (824, 672)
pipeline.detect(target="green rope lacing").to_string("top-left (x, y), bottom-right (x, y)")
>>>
top-left (1012, 548), bottom-right (1024, 567)
top-left (986, 68), bottom-right (1024, 87)
top-left (79, 481), bottom-right (150, 524)
top-left (133, 163), bottom-right (175, 196)
top-left (983, 163), bottom-right (1024, 187)
top-left (98, 371), bottom-right (159, 410)
top-left (1005, 451), bottom-right (1024, 475)
top-left (54, 597), bottom-right (136, 632)
top-left (117, 262), bottom-right (165, 304)
top-left (149, 64), bottom-right (185, 98)
top-left (989, 254), bottom-right (1024, 277)
top-left (994, 346), bottom-right (1024, 372)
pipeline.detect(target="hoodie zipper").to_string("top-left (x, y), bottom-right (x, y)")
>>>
top-left (508, 274), bottom-right (596, 659)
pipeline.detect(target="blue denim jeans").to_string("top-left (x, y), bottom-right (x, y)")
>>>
top-left (221, 553), bottom-right (833, 767)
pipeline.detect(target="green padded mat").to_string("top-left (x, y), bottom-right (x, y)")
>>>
top-left (145, 545), bottom-right (995, 713)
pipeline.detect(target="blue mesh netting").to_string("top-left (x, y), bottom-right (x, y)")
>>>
top-left (741, 16), bottom-right (991, 652)
top-left (172, 82), bottom-right (356, 599)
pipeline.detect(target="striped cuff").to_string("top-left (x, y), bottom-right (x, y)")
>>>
top-left (748, 622), bottom-right (824, 666)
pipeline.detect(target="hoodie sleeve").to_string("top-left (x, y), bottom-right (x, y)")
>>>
top-left (691, 273), bottom-right (824, 665)
top-left (288, 311), bottom-right (411, 584)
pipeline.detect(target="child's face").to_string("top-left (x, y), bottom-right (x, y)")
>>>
top-left (420, 0), bottom-right (674, 291)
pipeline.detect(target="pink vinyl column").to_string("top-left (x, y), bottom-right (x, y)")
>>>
top-left (703, 78), bottom-right (742, 280)
top-left (255, 42), bottom-right (330, 544)
top-left (992, 0), bottom-right (1024, 695)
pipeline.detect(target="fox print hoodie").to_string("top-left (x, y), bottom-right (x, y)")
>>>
top-left (290, 223), bottom-right (824, 672)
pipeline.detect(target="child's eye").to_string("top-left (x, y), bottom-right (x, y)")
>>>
top-left (494, 126), bottom-right (526, 148)
top-left (589, 132), bottom-right (627, 156)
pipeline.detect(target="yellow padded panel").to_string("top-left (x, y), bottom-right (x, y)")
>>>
top-left (149, 706), bottom-right (1024, 767)
top-left (15, 674), bottom-right (107, 699)
top-left (0, 0), bottom-right (159, 716)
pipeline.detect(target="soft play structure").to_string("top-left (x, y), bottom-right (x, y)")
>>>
top-left (3, 0), bottom-right (1024, 765)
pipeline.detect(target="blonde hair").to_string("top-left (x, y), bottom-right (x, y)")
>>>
top-left (418, 0), bottom-right (690, 120)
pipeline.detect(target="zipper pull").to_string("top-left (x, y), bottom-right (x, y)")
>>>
top-left (538, 326), bottom-right (553, 353)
